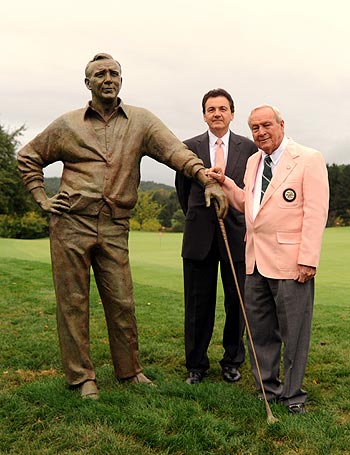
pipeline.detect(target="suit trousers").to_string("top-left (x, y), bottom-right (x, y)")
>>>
top-left (244, 268), bottom-right (314, 405)
top-left (49, 206), bottom-right (141, 385)
top-left (183, 238), bottom-right (246, 373)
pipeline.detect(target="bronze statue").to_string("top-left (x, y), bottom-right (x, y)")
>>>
top-left (17, 53), bottom-right (227, 399)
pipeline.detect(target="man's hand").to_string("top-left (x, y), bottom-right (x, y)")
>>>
top-left (204, 180), bottom-right (228, 218)
top-left (294, 265), bottom-right (316, 283)
top-left (205, 166), bottom-right (225, 184)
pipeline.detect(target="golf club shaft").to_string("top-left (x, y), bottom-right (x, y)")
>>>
top-left (214, 201), bottom-right (277, 423)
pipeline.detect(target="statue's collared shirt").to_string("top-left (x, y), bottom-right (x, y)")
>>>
top-left (18, 99), bottom-right (205, 219)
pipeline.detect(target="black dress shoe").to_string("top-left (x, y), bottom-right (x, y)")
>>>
top-left (186, 371), bottom-right (204, 384)
top-left (222, 367), bottom-right (241, 383)
top-left (288, 403), bottom-right (306, 414)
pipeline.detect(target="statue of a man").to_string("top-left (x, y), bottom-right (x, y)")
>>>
top-left (17, 52), bottom-right (227, 399)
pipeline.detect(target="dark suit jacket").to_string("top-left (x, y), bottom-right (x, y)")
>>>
top-left (175, 131), bottom-right (257, 262)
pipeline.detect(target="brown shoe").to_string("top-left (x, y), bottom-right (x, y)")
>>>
top-left (128, 373), bottom-right (154, 385)
top-left (80, 380), bottom-right (99, 400)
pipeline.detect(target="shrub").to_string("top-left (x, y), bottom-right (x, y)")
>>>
top-left (129, 219), bottom-right (141, 231)
top-left (171, 209), bottom-right (185, 232)
top-left (0, 212), bottom-right (49, 239)
top-left (130, 218), bottom-right (161, 232)
top-left (142, 218), bottom-right (161, 232)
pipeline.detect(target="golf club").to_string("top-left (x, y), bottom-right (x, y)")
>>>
top-left (214, 201), bottom-right (278, 424)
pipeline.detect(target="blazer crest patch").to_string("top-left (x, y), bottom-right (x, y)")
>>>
top-left (283, 188), bottom-right (296, 202)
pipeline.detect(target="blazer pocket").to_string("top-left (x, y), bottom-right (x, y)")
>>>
top-left (277, 231), bottom-right (302, 244)
top-left (276, 231), bottom-right (301, 271)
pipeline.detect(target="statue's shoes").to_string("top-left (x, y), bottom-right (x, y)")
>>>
top-left (80, 380), bottom-right (99, 400)
top-left (128, 373), bottom-right (154, 385)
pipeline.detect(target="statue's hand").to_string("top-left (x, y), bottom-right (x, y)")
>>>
top-left (204, 181), bottom-right (228, 219)
top-left (40, 191), bottom-right (71, 215)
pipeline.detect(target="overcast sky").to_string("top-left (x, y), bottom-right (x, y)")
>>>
top-left (2, 0), bottom-right (349, 185)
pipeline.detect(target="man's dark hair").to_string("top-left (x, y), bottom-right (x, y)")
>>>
top-left (202, 88), bottom-right (235, 114)
top-left (85, 53), bottom-right (122, 77)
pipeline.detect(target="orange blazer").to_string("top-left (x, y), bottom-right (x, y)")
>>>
top-left (222, 139), bottom-right (329, 279)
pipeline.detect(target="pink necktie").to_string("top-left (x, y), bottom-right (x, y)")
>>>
top-left (215, 138), bottom-right (226, 171)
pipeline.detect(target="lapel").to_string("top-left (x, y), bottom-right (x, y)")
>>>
top-left (225, 131), bottom-right (242, 178)
top-left (195, 132), bottom-right (211, 168)
top-left (260, 141), bottom-right (300, 207)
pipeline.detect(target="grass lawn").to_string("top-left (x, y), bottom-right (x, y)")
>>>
top-left (0, 227), bottom-right (349, 454)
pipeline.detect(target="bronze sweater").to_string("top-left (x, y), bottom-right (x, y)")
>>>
top-left (18, 100), bottom-right (205, 219)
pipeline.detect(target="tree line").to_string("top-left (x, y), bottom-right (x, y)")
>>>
top-left (0, 124), bottom-right (349, 238)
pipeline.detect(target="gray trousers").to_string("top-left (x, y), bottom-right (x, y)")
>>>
top-left (49, 206), bottom-right (141, 385)
top-left (245, 268), bottom-right (314, 405)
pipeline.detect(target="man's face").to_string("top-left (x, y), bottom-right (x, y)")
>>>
top-left (249, 107), bottom-right (284, 154)
top-left (203, 96), bottom-right (234, 136)
top-left (85, 59), bottom-right (122, 104)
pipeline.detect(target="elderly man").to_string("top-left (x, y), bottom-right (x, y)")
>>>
top-left (17, 53), bottom-right (227, 400)
top-left (208, 105), bottom-right (329, 414)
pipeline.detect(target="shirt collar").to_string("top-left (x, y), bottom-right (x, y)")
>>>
top-left (261, 135), bottom-right (288, 165)
top-left (208, 130), bottom-right (230, 147)
top-left (84, 97), bottom-right (129, 120)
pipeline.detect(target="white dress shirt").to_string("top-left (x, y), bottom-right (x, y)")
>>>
top-left (208, 130), bottom-right (230, 169)
top-left (252, 135), bottom-right (289, 220)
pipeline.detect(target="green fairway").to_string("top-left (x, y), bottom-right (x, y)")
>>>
top-left (0, 237), bottom-right (51, 263)
top-left (0, 227), bottom-right (349, 455)
top-left (0, 231), bottom-right (184, 292)
top-left (1, 227), bottom-right (348, 293)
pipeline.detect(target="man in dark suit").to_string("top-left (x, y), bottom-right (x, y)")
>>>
top-left (175, 88), bottom-right (257, 384)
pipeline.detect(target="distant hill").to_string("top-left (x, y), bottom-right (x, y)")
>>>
top-left (44, 177), bottom-right (174, 196)
top-left (139, 181), bottom-right (174, 192)
top-left (44, 177), bottom-right (61, 196)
